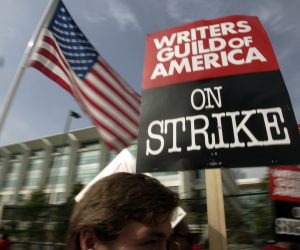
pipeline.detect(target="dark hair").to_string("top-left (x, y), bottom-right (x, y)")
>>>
top-left (67, 172), bottom-right (179, 250)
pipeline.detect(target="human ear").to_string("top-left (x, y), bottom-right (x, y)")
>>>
top-left (79, 229), bottom-right (98, 250)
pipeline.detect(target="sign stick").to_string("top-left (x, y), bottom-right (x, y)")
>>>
top-left (205, 168), bottom-right (227, 250)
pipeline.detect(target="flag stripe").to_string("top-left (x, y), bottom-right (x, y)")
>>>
top-left (77, 90), bottom-right (134, 147)
top-left (66, 74), bottom-right (133, 151)
top-left (42, 34), bottom-right (71, 70)
top-left (95, 126), bottom-right (125, 152)
top-left (35, 48), bottom-right (71, 84)
top-left (93, 62), bottom-right (140, 113)
top-left (82, 78), bottom-right (139, 128)
top-left (31, 30), bottom-right (74, 92)
top-left (84, 72), bottom-right (139, 124)
top-left (75, 82), bottom-right (138, 138)
top-left (31, 46), bottom-right (72, 90)
top-left (31, 58), bottom-right (73, 94)
top-left (97, 57), bottom-right (141, 103)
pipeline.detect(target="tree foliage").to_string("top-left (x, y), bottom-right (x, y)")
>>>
top-left (2, 183), bottom-right (84, 245)
top-left (22, 189), bottom-right (48, 206)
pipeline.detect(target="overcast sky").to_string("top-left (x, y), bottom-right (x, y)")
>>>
top-left (0, 0), bottom-right (299, 177)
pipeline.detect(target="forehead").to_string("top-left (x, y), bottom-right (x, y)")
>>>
top-left (120, 219), bottom-right (173, 240)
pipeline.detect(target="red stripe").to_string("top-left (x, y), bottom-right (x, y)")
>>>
top-left (35, 47), bottom-right (71, 83)
top-left (31, 61), bottom-right (73, 94)
top-left (89, 113), bottom-right (131, 149)
top-left (93, 61), bottom-right (140, 114)
top-left (76, 84), bottom-right (138, 138)
top-left (43, 35), bottom-right (70, 70)
top-left (72, 87), bottom-right (129, 151)
top-left (83, 78), bottom-right (139, 126)
top-left (98, 57), bottom-right (141, 103)
top-left (59, 69), bottom-right (133, 151)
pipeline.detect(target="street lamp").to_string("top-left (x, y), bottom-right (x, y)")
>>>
top-left (52, 110), bottom-right (81, 204)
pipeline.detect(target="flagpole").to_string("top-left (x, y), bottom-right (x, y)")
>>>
top-left (0, 0), bottom-right (59, 139)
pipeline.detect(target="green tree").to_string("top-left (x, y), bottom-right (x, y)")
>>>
top-left (53, 183), bottom-right (84, 243)
top-left (249, 174), bottom-right (273, 243)
top-left (23, 189), bottom-right (48, 205)
top-left (66, 182), bottom-right (84, 203)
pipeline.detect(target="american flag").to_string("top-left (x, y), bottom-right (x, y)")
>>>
top-left (30, 0), bottom-right (140, 152)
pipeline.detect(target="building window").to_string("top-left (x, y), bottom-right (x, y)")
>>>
top-left (76, 144), bottom-right (101, 184)
top-left (78, 150), bottom-right (100, 165)
top-left (50, 175), bottom-right (68, 185)
top-left (24, 178), bottom-right (40, 188)
top-left (11, 153), bottom-right (23, 161)
top-left (3, 161), bottom-right (21, 190)
top-left (1, 195), bottom-right (13, 205)
top-left (28, 158), bottom-right (44, 171)
top-left (23, 156), bottom-right (44, 189)
top-left (51, 155), bottom-right (69, 169)
top-left (46, 155), bottom-right (69, 187)
top-left (55, 192), bottom-right (65, 204)
top-left (2, 179), bottom-right (17, 189)
top-left (7, 161), bottom-right (21, 174)
top-left (53, 145), bottom-right (70, 154)
top-left (81, 141), bottom-right (100, 150)
top-left (30, 149), bottom-right (45, 158)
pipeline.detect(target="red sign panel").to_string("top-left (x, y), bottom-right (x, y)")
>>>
top-left (143, 15), bottom-right (279, 90)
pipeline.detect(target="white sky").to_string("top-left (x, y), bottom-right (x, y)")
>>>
top-left (0, 0), bottom-right (299, 178)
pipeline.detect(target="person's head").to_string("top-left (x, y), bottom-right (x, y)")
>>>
top-left (67, 172), bottom-right (179, 250)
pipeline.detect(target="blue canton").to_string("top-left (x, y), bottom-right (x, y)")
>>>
top-left (48, 1), bottom-right (98, 78)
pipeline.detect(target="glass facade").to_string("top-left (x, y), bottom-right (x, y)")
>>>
top-left (23, 158), bottom-right (44, 188)
top-left (75, 141), bottom-right (101, 185)
top-left (47, 154), bottom-right (69, 187)
top-left (3, 161), bottom-right (21, 190)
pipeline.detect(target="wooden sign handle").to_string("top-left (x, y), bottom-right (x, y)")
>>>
top-left (205, 168), bottom-right (228, 250)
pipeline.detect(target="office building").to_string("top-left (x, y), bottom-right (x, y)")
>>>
top-left (0, 127), bottom-right (217, 206)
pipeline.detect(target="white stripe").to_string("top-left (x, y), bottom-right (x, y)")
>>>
top-left (35, 30), bottom-right (71, 72)
top-left (32, 32), bottom-right (73, 88)
top-left (75, 86), bottom-right (135, 141)
top-left (53, 19), bottom-right (77, 30)
top-left (63, 51), bottom-right (97, 57)
top-left (52, 25), bottom-right (84, 38)
top-left (86, 67), bottom-right (139, 120)
top-left (95, 127), bottom-right (127, 151)
top-left (37, 36), bottom-right (72, 74)
top-left (52, 31), bottom-right (90, 44)
top-left (98, 57), bottom-right (141, 103)
top-left (56, 42), bottom-right (96, 52)
top-left (93, 62), bottom-right (140, 110)
top-left (81, 70), bottom-right (139, 123)
top-left (31, 52), bottom-right (72, 88)
top-left (76, 78), bottom-right (138, 134)
top-left (85, 72), bottom-right (139, 122)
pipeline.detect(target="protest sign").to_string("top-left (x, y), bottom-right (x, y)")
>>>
top-left (270, 166), bottom-right (300, 243)
top-left (137, 15), bottom-right (300, 172)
